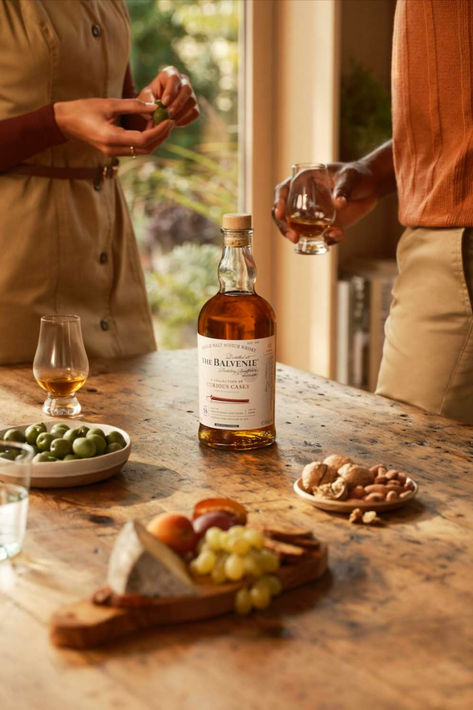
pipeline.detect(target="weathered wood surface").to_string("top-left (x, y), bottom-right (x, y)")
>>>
top-left (1, 350), bottom-right (473, 710)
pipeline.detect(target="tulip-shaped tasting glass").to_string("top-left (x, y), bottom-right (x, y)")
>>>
top-left (286, 162), bottom-right (336, 255)
top-left (33, 315), bottom-right (89, 417)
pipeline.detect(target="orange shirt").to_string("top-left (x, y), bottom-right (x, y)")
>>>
top-left (392, 0), bottom-right (473, 227)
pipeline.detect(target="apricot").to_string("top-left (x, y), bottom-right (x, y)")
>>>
top-left (147, 513), bottom-right (197, 556)
top-left (192, 497), bottom-right (247, 525)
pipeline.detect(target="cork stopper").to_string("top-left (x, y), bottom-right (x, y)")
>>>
top-left (222, 213), bottom-right (252, 230)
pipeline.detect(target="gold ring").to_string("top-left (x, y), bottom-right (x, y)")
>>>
top-left (129, 145), bottom-right (136, 159)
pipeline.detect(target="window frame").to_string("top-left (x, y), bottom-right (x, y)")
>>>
top-left (241, 0), bottom-right (341, 377)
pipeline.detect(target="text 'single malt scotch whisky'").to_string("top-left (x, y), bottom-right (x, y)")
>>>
top-left (198, 213), bottom-right (276, 450)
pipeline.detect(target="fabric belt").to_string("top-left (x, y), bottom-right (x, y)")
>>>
top-left (3, 158), bottom-right (119, 190)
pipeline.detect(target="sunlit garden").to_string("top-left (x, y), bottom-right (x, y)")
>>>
top-left (123, 0), bottom-right (240, 348)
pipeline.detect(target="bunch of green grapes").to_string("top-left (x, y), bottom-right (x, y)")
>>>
top-left (189, 525), bottom-right (282, 615)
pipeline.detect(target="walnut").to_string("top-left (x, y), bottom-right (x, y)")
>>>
top-left (323, 454), bottom-right (353, 471)
top-left (362, 511), bottom-right (382, 525)
top-left (349, 508), bottom-right (363, 524)
top-left (316, 483), bottom-right (336, 499)
top-left (330, 478), bottom-right (348, 500)
top-left (315, 483), bottom-right (332, 498)
top-left (338, 463), bottom-right (374, 490)
top-left (349, 508), bottom-right (381, 525)
top-left (315, 478), bottom-right (348, 500)
top-left (301, 462), bottom-right (338, 492)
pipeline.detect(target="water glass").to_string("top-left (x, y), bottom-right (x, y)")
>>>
top-left (0, 440), bottom-right (34, 560)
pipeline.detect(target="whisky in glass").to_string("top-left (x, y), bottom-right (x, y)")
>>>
top-left (287, 162), bottom-right (335, 255)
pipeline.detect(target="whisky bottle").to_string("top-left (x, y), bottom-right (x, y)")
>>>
top-left (198, 213), bottom-right (276, 450)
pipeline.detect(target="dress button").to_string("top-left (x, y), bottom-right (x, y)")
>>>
top-left (91, 24), bottom-right (102, 38)
top-left (99, 252), bottom-right (108, 264)
top-left (100, 319), bottom-right (109, 331)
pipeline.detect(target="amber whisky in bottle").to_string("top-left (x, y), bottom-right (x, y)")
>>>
top-left (198, 213), bottom-right (276, 450)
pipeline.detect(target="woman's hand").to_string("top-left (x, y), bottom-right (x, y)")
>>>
top-left (272, 161), bottom-right (379, 245)
top-left (53, 97), bottom-right (175, 157)
top-left (137, 65), bottom-right (200, 128)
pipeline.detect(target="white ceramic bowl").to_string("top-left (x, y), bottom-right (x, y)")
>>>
top-left (0, 420), bottom-right (131, 488)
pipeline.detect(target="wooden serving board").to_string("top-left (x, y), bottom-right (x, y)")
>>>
top-left (50, 544), bottom-right (328, 649)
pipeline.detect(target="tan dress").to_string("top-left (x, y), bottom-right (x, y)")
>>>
top-left (0, 0), bottom-right (156, 364)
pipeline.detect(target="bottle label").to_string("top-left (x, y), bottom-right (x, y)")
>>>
top-left (198, 334), bottom-right (275, 430)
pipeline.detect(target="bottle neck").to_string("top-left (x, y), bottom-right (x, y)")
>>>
top-left (218, 229), bottom-right (256, 294)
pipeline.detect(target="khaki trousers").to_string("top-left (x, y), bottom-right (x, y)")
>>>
top-left (377, 226), bottom-right (473, 424)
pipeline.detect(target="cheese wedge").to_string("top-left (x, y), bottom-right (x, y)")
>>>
top-left (107, 520), bottom-right (196, 597)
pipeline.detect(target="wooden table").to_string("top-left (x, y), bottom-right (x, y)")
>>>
top-left (1, 351), bottom-right (472, 710)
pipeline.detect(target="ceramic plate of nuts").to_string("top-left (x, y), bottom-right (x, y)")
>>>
top-left (293, 453), bottom-right (419, 513)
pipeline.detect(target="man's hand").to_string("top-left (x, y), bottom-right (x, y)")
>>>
top-left (272, 141), bottom-right (395, 245)
top-left (54, 98), bottom-right (174, 156)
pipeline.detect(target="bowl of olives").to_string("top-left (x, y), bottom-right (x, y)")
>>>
top-left (0, 421), bottom-right (131, 488)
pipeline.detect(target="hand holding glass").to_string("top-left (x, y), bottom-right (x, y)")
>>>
top-left (287, 163), bottom-right (336, 255)
top-left (33, 314), bottom-right (89, 417)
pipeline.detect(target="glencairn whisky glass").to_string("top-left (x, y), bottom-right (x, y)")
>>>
top-left (287, 162), bottom-right (336, 255)
top-left (33, 315), bottom-right (89, 417)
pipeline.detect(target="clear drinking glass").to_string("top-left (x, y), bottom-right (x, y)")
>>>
top-left (0, 441), bottom-right (33, 560)
top-left (33, 314), bottom-right (89, 417)
top-left (287, 162), bottom-right (336, 255)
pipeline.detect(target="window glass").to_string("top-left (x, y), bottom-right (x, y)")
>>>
top-left (124, 0), bottom-right (240, 349)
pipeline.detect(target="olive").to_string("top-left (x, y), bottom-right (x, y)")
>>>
top-left (72, 437), bottom-right (96, 458)
top-left (50, 423), bottom-right (69, 437)
top-left (86, 434), bottom-right (106, 455)
top-left (25, 424), bottom-right (44, 445)
top-left (0, 451), bottom-right (16, 461)
top-left (50, 438), bottom-right (72, 459)
top-left (33, 452), bottom-right (58, 463)
top-left (88, 427), bottom-right (106, 440)
top-left (63, 428), bottom-right (81, 444)
top-left (75, 425), bottom-right (89, 437)
top-left (153, 99), bottom-right (170, 125)
top-left (106, 442), bottom-right (123, 454)
top-left (36, 432), bottom-right (55, 452)
top-left (4, 428), bottom-right (26, 443)
top-left (63, 454), bottom-right (80, 461)
top-left (106, 431), bottom-right (126, 447)
top-left (32, 422), bottom-right (47, 433)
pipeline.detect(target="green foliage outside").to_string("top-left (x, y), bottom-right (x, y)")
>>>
top-left (123, 0), bottom-right (239, 348)
top-left (127, 0), bottom-right (239, 150)
top-left (340, 59), bottom-right (392, 161)
top-left (147, 243), bottom-right (221, 349)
